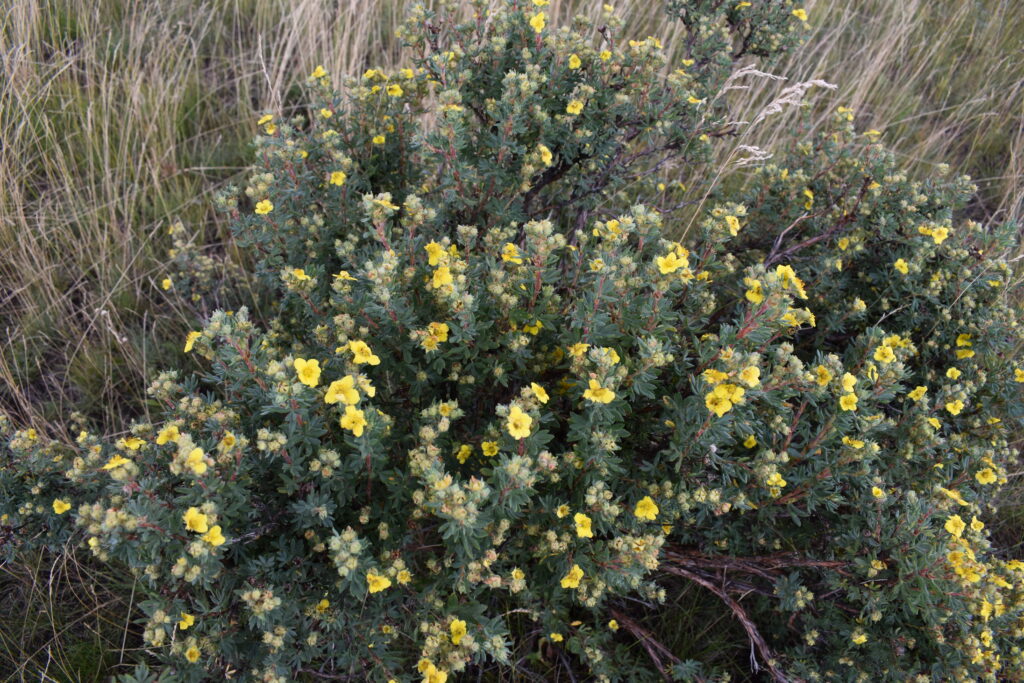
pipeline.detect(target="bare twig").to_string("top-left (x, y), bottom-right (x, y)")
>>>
top-left (660, 562), bottom-right (795, 683)
top-left (610, 608), bottom-right (682, 681)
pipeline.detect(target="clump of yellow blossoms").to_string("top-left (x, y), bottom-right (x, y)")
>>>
top-left (5, 1), bottom-right (1024, 682)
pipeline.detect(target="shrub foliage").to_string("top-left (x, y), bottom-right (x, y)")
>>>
top-left (4, 2), bottom-right (1024, 681)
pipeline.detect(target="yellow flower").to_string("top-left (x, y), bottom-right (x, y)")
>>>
top-left (705, 383), bottom-right (744, 417)
top-left (258, 113), bottom-right (273, 126)
top-left (507, 405), bottom-right (533, 439)
top-left (946, 367), bottom-right (961, 380)
top-left (340, 406), bottom-right (368, 437)
top-left (549, 632), bottom-right (563, 642)
top-left (52, 498), bottom-right (71, 514)
top-left (255, 199), bottom-right (274, 215)
top-left (634, 496), bottom-right (659, 521)
top-left (566, 99), bottom-right (584, 116)
top-left (325, 376), bottom-right (360, 405)
top-left (894, 258), bottom-right (909, 275)
top-left (499, 242), bottom-right (524, 264)
top-left (839, 393), bottom-right (858, 411)
top-left (102, 454), bottom-right (131, 470)
top-left (335, 270), bottom-right (356, 282)
top-left (372, 134), bottom-right (386, 144)
top-left (421, 663), bottom-right (448, 683)
top-left (432, 265), bottom-right (453, 289)
top-left (184, 331), bottom-right (201, 353)
top-left (523, 320), bottom-right (543, 335)
top-left (841, 373), bottom-right (857, 392)
top-left (356, 376), bottom-right (376, 398)
top-left (156, 424), bottom-right (180, 445)
top-left (704, 368), bottom-right (729, 385)
top-left (186, 447), bottom-right (207, 475)
top-left (203, 525), bottom-right (226, 546)
top-left (122, 437), bottom-right (145, 450)
top-left (386, 83), bottom-right (403, 97)
top-left (424, 241), bottom-right (445, 266)
top-left (183, 507), bottom-right (209, 534)
top-left (538, 144), bottom-right (553, 166)
top-left (583, 379), bottom-right (615, 404)
top-left (920, 225), bottom-right (951, 244)
top-left (936, 490), bottom-right (967, 512)
top-left (574, 512), bottom-right (594, 538)
top-left (744, 277), bottom-right (764, 304)
top-left (556, 504), bottom-right (570, 519)
top-left (775, 264), bottom-right (808, 299)
top-left (568, 54), bottom-right (582, 69)
top-left (426, 322), bottom-right (449, 344)
top-left (738, 366), bottom-right (760, 388)
top-left (724, 215), bottom-right (741, 236)
top-left (600, 50), bottom-right (612, 61)
top-left (656, 251), bottom-right (686, 274)
top-left (608, 619), bottom-right (619, 631)
top-left (955, 349), bottom-right (975, 359)
top-left (851, 632), bottom-right (867, 646)
top-left (975, 468), bottom-right (997, 485)
top-left (970, 516), bottom-right (985, 532)
top-left (567, 343), bottom-right (590, 358)
top-left (348, 340), bottom-right (381, 365)
top-left (530, 382), bottom-right (549, 404)
top-left (792, 8), bottom-right (808, 22)
top-left (397, 570), bottom-right (412, 584)
top-left (1014, 368), bottom-right (1024, 383)
top-left (766, 472), bottom-right (787, 488)
top-left (802, 188), bottom-right (814, 209)
top-left (871, 486), bottom-right (885, 499)
top-left (842, 436), bottom-right (864, 449)
top-left (944, 514), bottom-right (966, 537)
top-left (945, 400), bottom-right (964, 415)
top-left (315, 599), bottom-right (330, 613)
top-left (456, 444), bottom-right (472, 464)
top-left (367, 572), bottom-right (392, 593)
top-left (908, 386), bottom-right (927, 401)
top-left (450, 618), bottom-right (467, 645)
top-left (481, 441), bottom-right (499, 457)
top-left (927, 417), bottom-right (941, 429)
top-left (179, 612), bottom-right (195, 630)
top-left (560, 564), bottom-right (584, 589)
top-left (185, 646), bottom-right (201, 663)
top-left (161, 278), bottom-right (172, 290)
top-left (814, 365), bottom-right (832, 387)
top-left (330, 171), bottom-right (347, 186)
top-left (310, 65), bottom-right (327, 79)
top-left (873, 345), bottom-right (896, 364)
top-left (529, 11), bottom-right (546, 33)
top-left (294, 358), bottom-right (322, 387)
top-left (743, 435), bottom-right (757, 449)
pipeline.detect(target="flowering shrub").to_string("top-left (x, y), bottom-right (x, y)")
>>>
top-left (4, 2), bottom-right (1024, 681)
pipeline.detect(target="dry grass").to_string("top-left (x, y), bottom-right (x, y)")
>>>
top-left (0, 545), bottom-right (141, 680)
top-left (1, 0), bottom-right (1020, 433)
top-left (731, 0), bottom-right (1024, 224)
